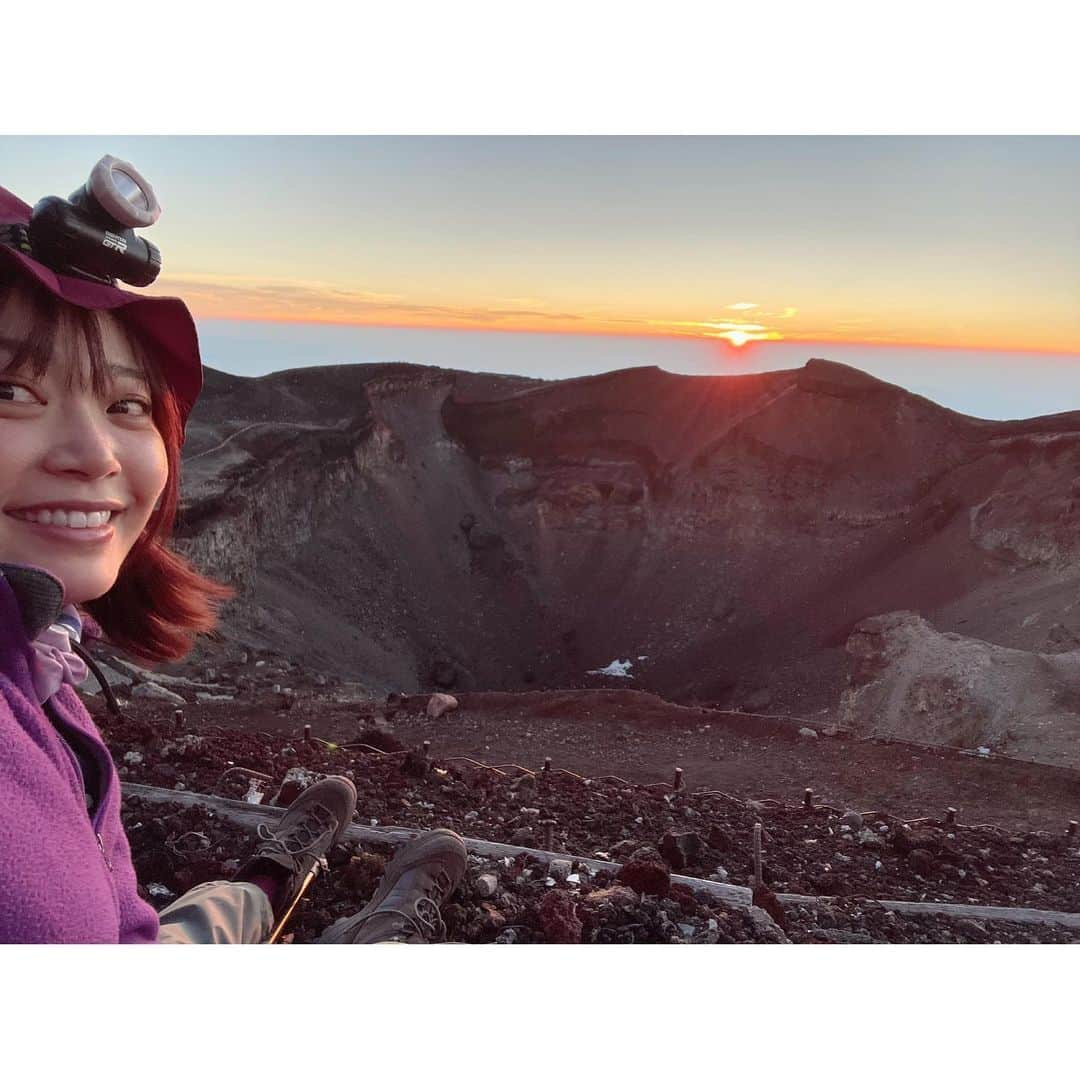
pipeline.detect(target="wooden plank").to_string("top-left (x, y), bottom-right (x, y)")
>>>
top-left (874, 899), bottom-right (1080, 929)
top-left (777, 891), bottom-right (1080, 930)
top-left (122, 783), bottom-right (753, 909)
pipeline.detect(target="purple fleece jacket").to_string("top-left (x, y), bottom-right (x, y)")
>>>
top-left (0, 563), bottom-right (159, 943)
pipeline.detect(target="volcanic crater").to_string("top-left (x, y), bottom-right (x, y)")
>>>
top-left (163, 357), bottom-right (1080, 768)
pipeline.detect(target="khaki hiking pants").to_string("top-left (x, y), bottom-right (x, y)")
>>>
top-left (156, 880), bottom-right (274, 944)
top-left (155, 881), bottom-right (405, 944)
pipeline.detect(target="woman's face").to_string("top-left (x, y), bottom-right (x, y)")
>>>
top-left (0, 285), bottom-right (168, 606)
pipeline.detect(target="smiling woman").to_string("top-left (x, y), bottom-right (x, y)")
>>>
top-left (0, 170), bottom-right (464, 948)
top-left (0, 175), bottom-right (261, 946)
top-left (1, 282), bottom-right (168, 604)
top-left (0, 271), bottom-right (233, 661)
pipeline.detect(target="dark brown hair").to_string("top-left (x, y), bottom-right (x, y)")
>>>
top-left (0, 272), bottom-right (233, 663)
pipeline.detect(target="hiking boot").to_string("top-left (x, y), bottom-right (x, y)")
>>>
top-left (318, 828), bottom-right (467, 944)
top-left (238, 775), bottom-right (357, 921)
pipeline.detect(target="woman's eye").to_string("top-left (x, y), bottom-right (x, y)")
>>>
top-left (0, 380), bottom-right (41, 404)
top-left (109, 397), bottom-right (153, 417)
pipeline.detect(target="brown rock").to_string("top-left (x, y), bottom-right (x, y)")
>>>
top-left (580, 885), bottom-right (639, 909)
top-left (617, 858), bottom-right (672, 897)
top-left (707, 825), bottom-right (735, 852)
top-left (478, 903), bottom-right (506, 935)
top-left (752, 883), bottom-right (788, 932)
top-left (537, 891), bottom-right (583, 944)
top-left (343, 852), bottom-right (387, 895)
top-left (659, 830), bottom-right (704, 871)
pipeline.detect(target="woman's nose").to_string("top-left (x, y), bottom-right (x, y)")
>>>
top-left (42, 406), bottom-right (122, 479)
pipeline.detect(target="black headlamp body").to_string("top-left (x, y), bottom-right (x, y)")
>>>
top-left (27, 194), bottom-right (162, 288)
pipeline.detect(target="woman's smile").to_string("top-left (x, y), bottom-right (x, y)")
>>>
top-left (3, 507), bottom-right (121, 543)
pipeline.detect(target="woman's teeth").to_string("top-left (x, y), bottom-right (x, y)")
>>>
top-left (10, 508), bottom-right (115, 528)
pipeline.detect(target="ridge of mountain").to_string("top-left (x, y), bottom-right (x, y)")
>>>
top-left (169, 357), bottom-right (1080, 763)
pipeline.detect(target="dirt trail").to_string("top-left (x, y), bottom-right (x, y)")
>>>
top-left (190, 688), bottom-right (1079, 832)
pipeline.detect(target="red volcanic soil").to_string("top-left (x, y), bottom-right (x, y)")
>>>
top-left (176, 687), bottom-right (1078, 834)
top-left (100, 689), bottom-right (1080, 944)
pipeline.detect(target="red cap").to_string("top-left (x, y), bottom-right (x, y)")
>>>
top-left (0, 184), bottom-right (202, 431)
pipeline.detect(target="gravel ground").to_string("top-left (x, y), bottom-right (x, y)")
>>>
top-left (101, 707), bottom-right (1080, 943)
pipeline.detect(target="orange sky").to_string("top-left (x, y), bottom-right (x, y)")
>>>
top-left (153, 272), bottom-right (1080, 355)
top-left (11, 136), bottom-right (1077, 356)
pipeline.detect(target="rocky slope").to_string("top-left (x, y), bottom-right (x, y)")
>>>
top-left (840, 612), bottom-right (1080, 767)
top-left (169, 357), bottom-right (1080, 757)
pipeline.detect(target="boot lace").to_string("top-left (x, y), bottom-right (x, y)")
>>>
top-left (430, 868), bottom-right (453, 902)
top-left (352, 867), bottom-right (455, 942)
top-left (407, 896), bottom-right (447, 942)
top-left (256, 804), bottom-right (336, 862)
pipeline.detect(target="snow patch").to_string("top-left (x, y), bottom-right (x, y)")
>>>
top-left (587, 659), bottom-right (634, 678)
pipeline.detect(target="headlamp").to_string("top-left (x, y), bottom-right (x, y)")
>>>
top-left (13, 155), bottom-right (164, 287)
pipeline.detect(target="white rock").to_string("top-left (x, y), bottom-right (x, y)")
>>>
top-left (549, 859), bottom-right (573, 881)
top-left (475, 873), bottom-right (499, 898)
top-left (122, 751), bottom-right (144, 766)
top-left (798, 726), bottom-right (819, 738)
top-left (427, 693), bottom-right (459, 719)
top-left (110, 657), bottom-right (228, 693)
top-left (132, 682), bottom-right (187, 705)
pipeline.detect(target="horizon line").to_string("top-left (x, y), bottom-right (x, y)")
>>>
top-left (192, 312), bottom-right (1080, 358)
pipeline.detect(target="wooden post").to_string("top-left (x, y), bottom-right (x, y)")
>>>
top-left (173, 709), bottom-right (184, 729)
top-left (1068, 821), bottom-right (1078, 839)
top-left (803, 788), bottom-right (813, 810)
top-left (542, 756), bottom-right (552, 778)
top-left (303, 724), bottom-right (312, 746)
top-left (543, 819), bottom-right (555, 850)
top-left (945, 807), bottom-right (957, 826)
top-left (673, 767), bottom-right (684, 792)
top-left (422, 740), bottom-right (431, 759)
top-left (752, 822), bottom-right (763, 889)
